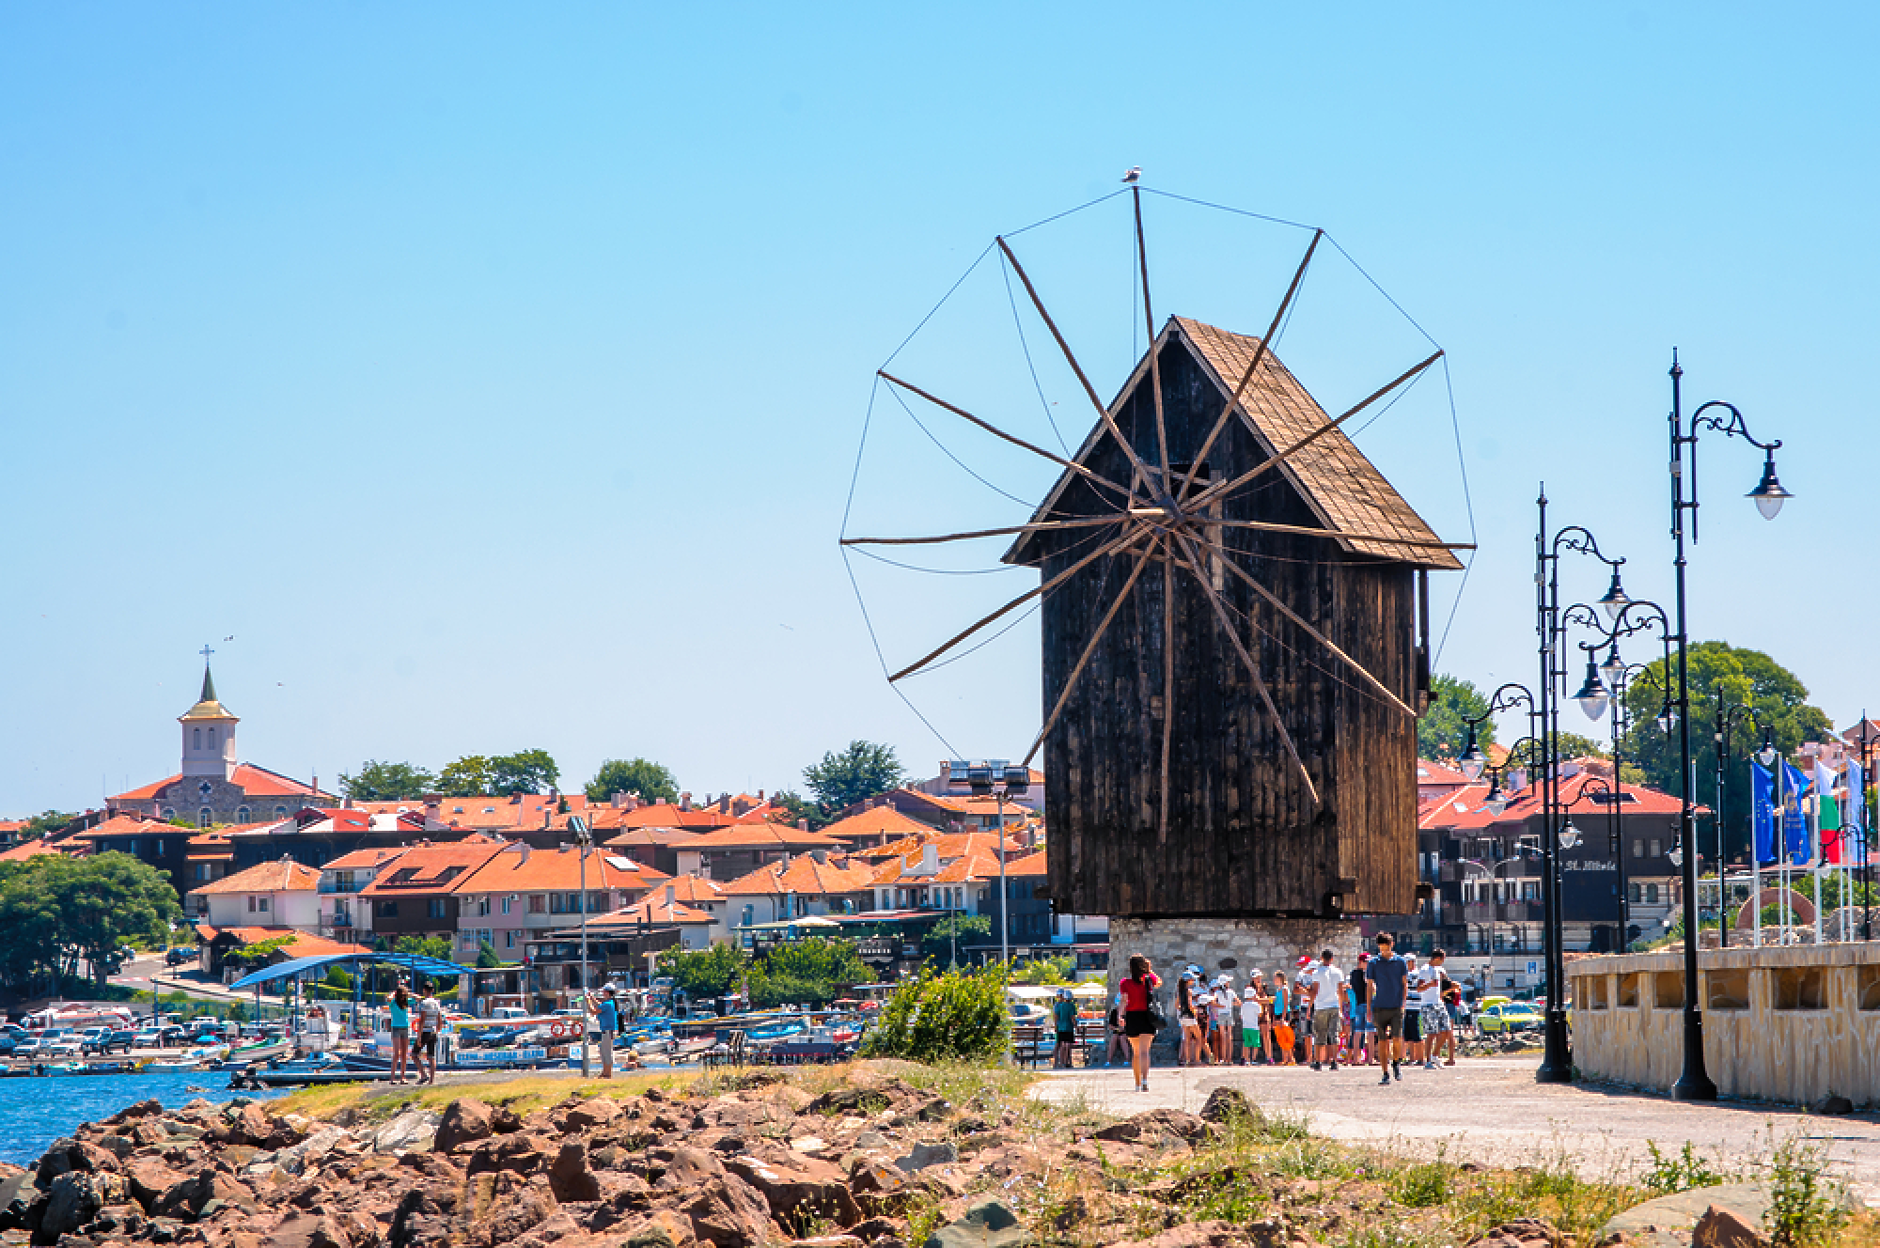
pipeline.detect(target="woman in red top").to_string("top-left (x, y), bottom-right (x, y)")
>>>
top-left (1119, 954), bottom-right (1162, 1092)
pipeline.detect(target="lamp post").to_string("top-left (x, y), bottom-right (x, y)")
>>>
top-left (948, 760), bottom-right (1031, 964)
top-left (571, 815), bottom-right (593, 1077)
top-left (1665, 353), bottom-right (1790, 1102)
top-left (1458, 685), bottom-right (1542, 1017)
top-left (1605, 662), bottom-right (1675, 950)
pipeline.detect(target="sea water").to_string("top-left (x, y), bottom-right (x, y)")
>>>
top-left (0, 1071), bottom-right (282, 1166)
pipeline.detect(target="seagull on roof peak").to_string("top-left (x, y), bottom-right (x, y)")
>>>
top-left (1121, 166), bottom-right (1141, 184)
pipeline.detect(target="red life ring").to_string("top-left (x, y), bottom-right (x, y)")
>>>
top-left (550, 1018), bottom-right (578, 1040)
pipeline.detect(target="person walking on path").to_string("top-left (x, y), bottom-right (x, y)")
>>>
top-left (1367, 934), bottom-right (1409, 1083)
top-left (415, 988), bottom-right (442, 1085)
top-left (1119, 955), bottom-right (1161, 1093)
top-left (1209, 975), bottom-right (1235, 1064)
top-left (1270, 971), bottom-right (1298, 1065)
top-left (1105, 991), bottom-right (1131, 1067)
top-left (1308, 950), bottom-right (1346, 1070)
top-left (388, 984), bottom-right (412, 1085)
top-left (1401, 953), bottom-right (1425, 1066)
top-left (1052, 987), bottom-right (1078, 1069)
top-left (1248, 972), bottom-right (1275, 1064)
top-left (1177, 970), bottom-right (1205, 1067)
top-left (1418, 950), bottom-right (1456, 1069)
top-left (586, 984), bottom-right (620, 1078)
top-left (1349, 952), bottom-right (1375, 1065)
top-left (1238, 984), bottom-right (1264, 1066)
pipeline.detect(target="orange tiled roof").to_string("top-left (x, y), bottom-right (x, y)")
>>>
top-left (1005, 849), bottom-right (1048, 876)
top-left (319, 846), bottom-right (412, 872)
top-left (452, 843), bottom-right (668, 894)
top-left (600, 827), bottom-right (705, 850)
top-left (189, 857), bottom-right (322, 897)
top-left (199, 926), bottom-right (370, 958)
top-left (818, 806), bottom-right (936, 843)
top-left (718, 854), bottom-right (877, 897)
top-left (357, 837), bottom-right (508, 896)
top-left (112, 763), bottom-right (330, 803)
top-left (683, 823), bottom-right (845, 852)
top-left (0, 838), bottom-right (86, 863)
top-left (592, 896), bottom-right (717, 927)
top-left (657, 873), bottom-right (727, 905)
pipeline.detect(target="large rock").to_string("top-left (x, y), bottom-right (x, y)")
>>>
top-left (655, 1146), bottom-right (727, 1190)
top-left (1692, 1206), bottom-right (1768, 1248)
top-left (373, 1109), bottom-right (442, 1154)
top-left (152, 1168), bottom-right (256, 1221)
top-left (1600, 1183), bottom-right (1773, 1248)
top-left (1091, 1109), bottom-right (1212, 1147)
top-left (626, 1208), bottom-right (700, 1248)
top-left (681, 1173), bottom-right (776, 1248)
top-left (123, 1157), bottom-right (186, 1213)
top-left (1197, 1088), bottom-right (1256, 1125)
top-left (725, 1152), bottom-right (860, 1229)
top-left (893, 1143), bottom-right (956, 1175)
top-left (922, 1197), bottom-right (1028, 1248)
top-left (0, 1170), bottom-right (34, 1232)
top-left (268, 1211), bottom-right (355, 1248)
top-left (34, 1136), bottom-right (118, 1184)
top-left (564, 1098), bottom-right (624, 1132)
top-left (466, 1133), bottom-right (554, 1178)
top-left (38, 1170), bottom-right (130, 1241)
top-left (550, 1142), bottom-right (602, 1203)
top-left (273, 1126), bottom-right (349, 1177)
top-left (436, 1099), bottom-right (495, 1152)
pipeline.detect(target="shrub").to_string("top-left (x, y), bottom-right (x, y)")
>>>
top-left (862, 964), bottom-right (1009, 1063)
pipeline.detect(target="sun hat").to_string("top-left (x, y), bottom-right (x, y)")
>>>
top-left (1295, 955), bottom-right (1312, 967)
top-left (1243, 986), bottom-right (1258, 998)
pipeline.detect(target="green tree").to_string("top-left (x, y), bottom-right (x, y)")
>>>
top-left (490, 749), bottom-right (560, 796)
top-left (921, 913), bottom-right (991, 966)
top-left (16, 810), bottom-right (77, 842)
top-left (1419, 674), bottom-right (1494, 761)
top-left (223, 933), bottom-right (297, 968)
top-left (771, 789), bottom-right (830, 831)
top-left (339, 759), bottom-right (436, 801)
top-left (1555, 732), bottom-right (1609, 760)
top-left (861, 963), bottom-right (1010, 1064)
top-left (749, 936), bottom-right (869, 1007)
top-left (436, 755), bottom-right (494, 797)
top-left (0, 853), bottom-right (182, 990)
top-left (393, 935), bottom-right (453, 962)
top-left (803, 741), bottom-right (906, 816)
top-left (585, 758), bottom-right (679, 804)
top-left (1619, 642), bottom-right (1833, 864)
top-left (475, 940), bottom-right (505, 969)
top-left (661, 942), bottom-right (745, 998)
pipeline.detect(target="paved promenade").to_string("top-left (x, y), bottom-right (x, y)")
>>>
top-left (1029, 1056), bottom-right (1880, 1203)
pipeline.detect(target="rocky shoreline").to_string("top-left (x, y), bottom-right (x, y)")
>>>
top-left (0, 1061), bottom-right (1806, 1248)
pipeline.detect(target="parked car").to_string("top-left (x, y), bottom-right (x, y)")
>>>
top-left (11, 1037), bottom-right (45, 1057)
top-left (155, 1025), bottom-right (190, 1048)
top-left (132, 1028), bottom-right (162, 1048)
top-left (0, 1023), bottom-right (25, 1039)
top-left (83, 1029), bottom-right (135, 1055)
top-left (165, 947), bottom-right (196, 967)
top-left (1476, 1003), bottom-right (1544, 1035)
top-left (46, 1038), bottom-right (84, 1057)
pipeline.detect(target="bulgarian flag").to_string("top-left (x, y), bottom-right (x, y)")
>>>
top-left (1817, 760), bottom-right (1844, 863)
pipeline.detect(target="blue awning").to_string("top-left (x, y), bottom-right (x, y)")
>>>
top-left (228, 951), bottom-right (471, 992)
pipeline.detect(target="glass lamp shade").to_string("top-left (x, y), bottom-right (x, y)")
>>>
top-left (1574, 659), bottom-right (1611, 720)
top-left (1460, 745), bottom-right (1487, 782)
top-left (1599, 645), bottom-right (1625, 691)
top-left (1560, 821), bottom-right (1583, 850)
top-left (1756, 743), bottom-right (1778, 768)
top-left (1598, 570), bottom-right (1630, 621)
top-left (1657, 703), bottom-right (1679, 732)
top-left (1748, 454), bottom-right (1792, 521)
top-left (1481, 779), bottom-right (1509, 816)
top-left (1667, 844), bottom-right (1684, 867)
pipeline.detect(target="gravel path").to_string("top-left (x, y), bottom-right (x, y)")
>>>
top-left (1028, 1055), bottom-right (1880, 1203)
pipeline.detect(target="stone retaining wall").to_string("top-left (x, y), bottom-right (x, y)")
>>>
top-left (1569, 944), bottom-right (1880, 1106)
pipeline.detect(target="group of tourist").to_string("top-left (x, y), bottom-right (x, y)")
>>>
top-left (1107, 935), bottom-right (1466, 1090)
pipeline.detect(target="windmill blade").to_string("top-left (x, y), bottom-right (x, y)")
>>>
top-left (1186, 349), bottom-right (1445, 513)
top-left (887, 525), bottom-right (1137, 682)
top-left (1189, 529), bottom-right (1417, 718)
top-left (1179, 229), bottom-right (1323, 499)
top-left (842, 515), bottom-right (1124, 548)
top-left (996, 236), bottom-right (1155, 490)
top-left (877, 371), bottom-right (1133, 502)
top-left (1209, 518), bottom-right (1474, 553)
top-left (1132, 186), bottom-right (1171, 481)
top-left (1019, 536), bottom-right (1160, 769)
top-left (1171, 531), bottom-right (1319, 806)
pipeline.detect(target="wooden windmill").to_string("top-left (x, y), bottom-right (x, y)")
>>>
top-left (845, 190), bottom-right (1468, 920)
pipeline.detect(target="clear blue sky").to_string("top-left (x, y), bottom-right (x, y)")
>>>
top-left (4, 5), bottom-right (1876, 815)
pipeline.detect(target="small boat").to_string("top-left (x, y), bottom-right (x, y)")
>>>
top-left (238, 1052), bottom-right (396, 1088)
top-left (147, 1057), bottom-right (203, 1072)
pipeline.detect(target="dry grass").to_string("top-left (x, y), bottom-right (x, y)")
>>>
top-left (272, 1068), bottom-right (700, 1123)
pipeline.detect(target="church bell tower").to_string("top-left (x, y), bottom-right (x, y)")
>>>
top-left (180, 652), bottom-right (239, 781)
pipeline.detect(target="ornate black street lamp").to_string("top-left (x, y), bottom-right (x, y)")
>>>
top-left (1666, 353), bottom-right (1791, 1102)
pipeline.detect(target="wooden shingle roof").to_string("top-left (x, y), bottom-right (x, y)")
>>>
top-left (1175, 318), bottom-right (1459, 569)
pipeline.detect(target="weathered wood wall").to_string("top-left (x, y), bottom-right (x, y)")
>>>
top-left (1031, 334), bottom-right (1419, 920)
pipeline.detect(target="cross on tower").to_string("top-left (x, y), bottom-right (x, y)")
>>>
top-left (200, 644), bottom-right (214, 664)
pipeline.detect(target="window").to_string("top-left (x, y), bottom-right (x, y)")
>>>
top-left (479, 928), bottom-right (492, 945)
top-left (336, 871), bottom-right (356, 893)
top-left (195, 864), bottom-right (211, 881)
top-left (504, 930), bottom-right (516, 949)
top-left (427, 899), bottom-right (448, 920)
top-left (193, 728), bottom-right (202, 750)
top-left (236, 807), bottom-right (250, 824)
top-left (333, 908), bottom-right (351, 928)
top-left (1630, 882), bottom-right (1643, 904)
top-left (376, 899), bottom-right (397, 918)
top-left (125, 839), bottom-right (139, 858)
top-left (1645, 884), bottom-right (1660, 905)
top-left (207, 727), bottom-right (216, 749)
top-left (198, 809), bottom-right (212, 828)
top-left (500, 896), bottom-right (512, 916)
top-left (1649, 839), bottom-right (1662, 858)
top-left (248, 896), bottom-right (258, 912)
top-left (529, 894), bottom-right (546, 914)
top-left (476, 896), bottom-right (491, 917)
top-left (274, 806), bottom-right (288, 820)
top-left (258, 896), bottom-right (269, 913)
top-left (1632, 838), bottom-right (1644, 859)
top-left (589, 892), bottom-right (607, 914)
top-left (162, 807), bottom-right (176, 820)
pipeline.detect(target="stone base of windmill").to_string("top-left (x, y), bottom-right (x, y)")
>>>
top-left (1106, 916), bottom-right (1367, 1061)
